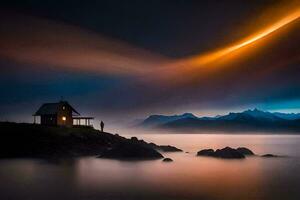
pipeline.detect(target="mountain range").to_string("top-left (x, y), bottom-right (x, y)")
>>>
top-left (138, 109), bottom-right (300, 132)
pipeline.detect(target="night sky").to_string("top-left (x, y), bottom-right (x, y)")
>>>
top-left (0, 0), bottom-right (300, 124)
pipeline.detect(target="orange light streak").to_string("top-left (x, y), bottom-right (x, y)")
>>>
top-left (176, 8), bottom-right (300, 68)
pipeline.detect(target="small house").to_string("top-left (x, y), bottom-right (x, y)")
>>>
top-left (33, 101), bottom-right (93, 127)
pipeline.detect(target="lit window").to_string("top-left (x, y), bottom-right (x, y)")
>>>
top-left (62, 116), bottom-right (66, 121)
top-left (63, 106), bottom-right (66, 110)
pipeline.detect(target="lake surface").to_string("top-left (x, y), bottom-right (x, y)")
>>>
top-left (1, 132), bottom-right (300, 200)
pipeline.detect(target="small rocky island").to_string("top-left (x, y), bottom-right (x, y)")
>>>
top-left (0, 122), bottom-right (181, 160)
top-left (197, 147), bottom-right (280, 159)
top-left (197, 147), bottom-right (254, 159)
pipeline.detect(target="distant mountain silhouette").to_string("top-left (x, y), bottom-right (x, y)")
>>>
top-left (139, 109), bottom-right (300, 132)
top-left (217, 108), bottom-right (283, 121)
top-left (140, 113), bottom-right (198, 127)
top-left (272, 112), bottom-right (300, 120)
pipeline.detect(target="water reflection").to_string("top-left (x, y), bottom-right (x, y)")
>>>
top-left (0, 133), bottom-right (300, 200)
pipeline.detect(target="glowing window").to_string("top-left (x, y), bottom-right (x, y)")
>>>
top-left (62, 106), bottom-right (66, 110)
top-left (62, 116), bottom-right (66, 121)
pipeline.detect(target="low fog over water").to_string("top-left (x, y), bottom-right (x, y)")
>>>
top-left (1, 131), bottom-right (300, 200)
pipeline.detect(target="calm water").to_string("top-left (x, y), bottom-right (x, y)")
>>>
top-left (1, 132), bottom-right (300, 200)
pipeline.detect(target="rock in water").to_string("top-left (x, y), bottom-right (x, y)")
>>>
top-left (197, 147), bottom-right (245, 159)
top-left (262, 154), bottom-right (278, 158)
top-left (236, 147), bottom-right (255, 156)
top-left (197, 149), bottom-right (215, 156)
top-left (162, 158), bottom-right (173, 162)
top-left (158, 145), bottom-right (183, 152)
top-left (214, 147), bottom-right (245, 159)
top-left (99, 141), bottom-right (163, 160)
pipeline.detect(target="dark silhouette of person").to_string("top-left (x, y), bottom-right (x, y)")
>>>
top-left (100, 121), bottom-right (104, 132)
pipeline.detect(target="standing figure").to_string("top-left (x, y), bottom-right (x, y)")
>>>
top-left (100, 121), bottom-right (104, 132)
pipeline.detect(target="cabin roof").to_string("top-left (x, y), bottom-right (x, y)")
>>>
top-left (34, 101), bottom-right (80, 116)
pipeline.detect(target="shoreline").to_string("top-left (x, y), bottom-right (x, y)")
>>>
top-left (0, 122), bottom-right (181, 160)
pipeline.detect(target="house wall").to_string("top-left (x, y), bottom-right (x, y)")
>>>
top-left (41, 115), bottom-right (57, 126)
top-left (57, 103), bottom-right (73, 127)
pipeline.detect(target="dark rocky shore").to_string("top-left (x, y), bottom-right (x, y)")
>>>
top-left (129, 137), bottom-right (183, 152)
top-left (0, 122), bottom-right (180, 160)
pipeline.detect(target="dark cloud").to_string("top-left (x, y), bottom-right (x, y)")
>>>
top-left (2, 0), bottom-right (282, 57)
